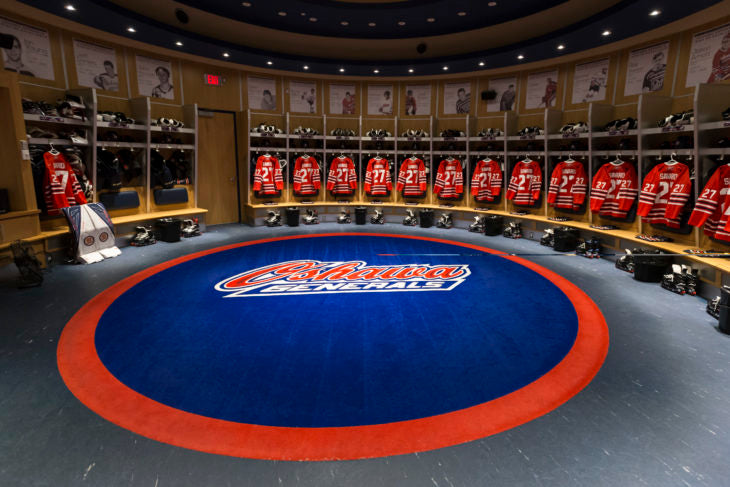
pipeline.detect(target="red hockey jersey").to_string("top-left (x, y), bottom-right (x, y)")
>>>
top-left (471, 159), bottom-right (502, 202)
top-left (434, 159), bottom-right (463, 198)
top-left (688, 164), bottom-right (730, 241)
top-left (637, 162), bottom-right (691, 228)
top-left (364, 157), bottom-right (392, 196)
top-left (397, 158), bottom-right (427, 197)
top-left (43, 151), bottom-right (87, 216)
top-left (327, 156), bottom-right (357, 195)
top-left (292, 156), bottom-right (320, 196)
top-left (506, 160), bottom-right (542, 205)
top-left (253, 155), bottom-right (283, 195)
top-left (547, 160), bottom-right (587, 210)
top-left (590, 161), bottom-right (638, 218)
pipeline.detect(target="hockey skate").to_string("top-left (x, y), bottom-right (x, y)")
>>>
top-left (11, 241), bottom-right (43, 288)
top-left (436, 212), bottom-right (453, 229)
top-left (682, 265), bottom-right (699, 296)
top-left (708, 296), bottom-right (721, 319)
top-left (661, 264), bottom-right (686, 295)
top-left (468, 215), bottom-right (486, 233)
top-left (302, 209), bottom-right (319, 225)
top-left (265, 210), bottom-right (282, 227)
top-left (503, 222), bottom-right (522, 239)
top-left (403, 209), bottom-right (418, 226)
top-left (370, 209), bottom-right (385, 224)
top-left (576, 240), bottom-right (588, 258)
top-left (589, 237), bottom-right (602, 258)
top-left (130, 226), bottom-right (156, 246)
top-left (181, 219), bottom-right (201, 237)
top-left (540, 228), bottom-right (555, 247)
top-left (337, 210), bottom-right (351, 224)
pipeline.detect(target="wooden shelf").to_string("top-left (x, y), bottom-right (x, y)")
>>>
top-left (28, 138), bottom-right (88, 146)
top-left (23, 113), bottom-right (90, 126)
top-left (97, 121), bottom-right (147, 131)
top-left (642, 125), bottom-right (694, 135)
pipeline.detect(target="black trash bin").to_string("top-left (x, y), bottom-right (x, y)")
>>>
top-left (155, 218), bottom-right (182, 242)
top-left (285, 207), bottom-right (300, 227)
top-left (419, 209), bottom-right (434, 228)
top-left (355, 207), bottom-right (367, 225)
top-left (553, 227), bottom-right (580, 252)
top-left (633, 254), bottom-right (672, 282)
top-left (483, 215), bottom-right (504, 236)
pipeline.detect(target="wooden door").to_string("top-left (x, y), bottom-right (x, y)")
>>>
top-left (197, 110), bottom-right (239, 224)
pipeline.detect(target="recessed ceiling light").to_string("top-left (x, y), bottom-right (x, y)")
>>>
top-left (478, 61), bottom-right (485, 66)
top-left (341, 21), bottom-right (349, 26)
top-left (442, 66), bottom-right (449, 71)
top-left (266, 60), bottom-right (273, 65)
top-left (408, 68), bottom-right (414, 73)
top-left (368, 22), bottom-right (376, 27)
top-left (175, 41), bottom-right (183, 46)
top-left (602, 30), bottom-right (611, 36)
top-left (374, 69), bottom-right (380, 73)
top-left (65, 4), bottom-right (76, 11)
top-left (339, 68), bottom-right (345, 73)
top-left (303, 65), bottom-right (309, 70)
top-left (457, 12), bottom-right (467, 16)
top-left (427, 18), bottom-right (436, 22)
top-left (557, 44), bottom-right (565, 50)
top-left (517, 54), bottom-right (524, 60)
top-left (242, 2), bottom-right (252, 6)
top-left (300, 12), bottom-right (306, 16)
top-left (488, 1), bottom-right (497, 6)
top-left (278, 11), bottom-right (287, 16)
top-left (309, 17), bottom-right (317, 22)
top-left (223, 52), bottom-right (230, 58)
top-left (398, 21), bottom-right (406, 26)
top-left (649, 9), bottom-right (661, 16)
top-left (127, 26), bottom-right (136, 33)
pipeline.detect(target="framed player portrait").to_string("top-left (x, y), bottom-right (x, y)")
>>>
top-left (572, 58), bottom-right (610, 104)
top-left (686, 22), bottom-right (730, 87)
top-left (624, 41), bottom-right (669, 96)
top-left (526, 70), bottom-right (559, 109)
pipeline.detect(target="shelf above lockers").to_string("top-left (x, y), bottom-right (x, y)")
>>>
top-left (591, 130), bottom-right (639, 138)
top-left (98, 141), bottom-right (147, 149)
top-left (97, 121), bottom-right (147, 131)
top-left (150, 126), bottom-right (195, 134)
top-left (432, 137), bottom-right (468, 142)
top-left (361, 136), bottom-right (396, 142)
top-left (23, 113), bottom-right (91, 126)
top-left (28, 137), bottom-right (88, 147)
top-left (642, 149), bottom-right (695, 157)
top-left (547, 133), bottom-right (589, 140)
top-left (151, 144), bottom-right (195, 150)
top-left (468, 136), bottom-right (506, 143)
top-left (641, 125), bottom-right (695, 136)
top-left (699, 121), bottom-right (730, 131)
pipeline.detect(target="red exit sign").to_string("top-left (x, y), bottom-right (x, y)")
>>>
top-left (204, 74), bottom-right (225, 86)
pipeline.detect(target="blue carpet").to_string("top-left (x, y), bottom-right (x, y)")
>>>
top-left (94, 234), bottom-right (578, 427)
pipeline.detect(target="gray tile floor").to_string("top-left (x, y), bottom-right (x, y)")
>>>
top-left (1, 223), bottom-right (729, 486)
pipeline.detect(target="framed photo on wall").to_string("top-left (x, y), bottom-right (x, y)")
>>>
top-left (248, 76), bottom-right (277, 111)
top-left (329, 84), bottom-right (357, 114)
top-left (0, 16), bottom-right (54, 80)
top-left (572, 58), bottom-right (609, 104)
top-left (289, 80), bottom-right (317, 113)
top-left (526, 70), bottom-right (559, 109)
top-left (73, 39), bottom-right (119, 92)
top-left (404, 84), bottom-right (431, 116)
top-left (686, 23), bottom-right (730, 86)
top-left (136, 55), bottom-right (174, 100)
top-left (367, 84), bottom-right (394, 115)
top-left (443, 82), bottom-right (471, 115)
top-left (624, 41), bottom-right (669, 96)
top-left (487, 77), bottom-right (517, 112)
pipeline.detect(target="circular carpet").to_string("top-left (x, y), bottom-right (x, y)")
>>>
top-left (57, 233), bottom-right (608, 460)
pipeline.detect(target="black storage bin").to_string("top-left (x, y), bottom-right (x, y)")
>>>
top-left (719, 305), bottom-right (730, 334)
top-left (155, 218), bottom-right (182, 242)
top-left (285, 207), bottom-right (300, 227)
top-left (553, 227), bottom-right (580, 252)
top-left (355, 207), bottom-right (367, 225)
top-left (483, 215), bottom-right (504, 236)
top-left (419, 209), bottom-right (434, 228)
top-left (633, 254), bottom-right (671, 282)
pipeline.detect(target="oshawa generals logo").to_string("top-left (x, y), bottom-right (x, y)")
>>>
top-left (214, 260), bottom-right (471, 297)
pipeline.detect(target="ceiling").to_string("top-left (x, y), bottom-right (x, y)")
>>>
top-left (16, 0), bottom-right (725, 76)
top-left (104, 0), bottom-right (619, 61)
